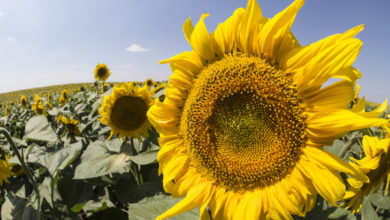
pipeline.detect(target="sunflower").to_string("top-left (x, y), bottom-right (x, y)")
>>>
top-left (99, 82), bottom-right (153, 140)
top-left (94, 63), bottom-right (111, 81)
top-left (56, 114), bottom-right (81, 136)
top-left (344, 133), bottom-right (390, 213)
top-left (61, 89), bottom-right (69, 101)
top-left (32, 94), bottom-right (47, 116)
top-left (20, 95), bottom-right (28, 108)
top-left (3, 104), bottom-right (9, 116)
top-left (147, 0), bottom-right (389, 219)
top-left (0, 154), bottom-right (13, 186)
top-left (145, 78), bottom-right (154, 87)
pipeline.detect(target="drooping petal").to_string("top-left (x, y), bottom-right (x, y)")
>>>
top-left (303, 147), bottom-right (368, 183)
top-left (183, 17), bottom-right (194, 44)
top-left (306, 109), bottom-right (389, 145)
top-left (156, 181), bottom-right (215, 220)
top-left (300, 154), bottom-right (345, 206)
top-left (160, 51), bottom-right (204, 74)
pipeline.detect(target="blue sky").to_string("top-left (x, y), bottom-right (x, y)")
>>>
top-left (0, 0), bottom-right (389, 103)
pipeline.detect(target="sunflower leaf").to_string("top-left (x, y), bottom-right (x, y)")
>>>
top-left (128, 150), bottom-right (158, 165)
top-left (37, 141), bottom-right (82, 176)
top-left (73, 140), bottom-right (131, 179)
top-left (24, 115), bottom-right (57, 143)
top-left (128, 194), bottom-right (199, 220)
top-left (1, 192), bottom-right (40, 220)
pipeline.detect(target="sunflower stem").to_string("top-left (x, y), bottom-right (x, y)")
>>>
top-left (129, 137), bottom-right (143, 185)
top-left (0, 127), bottom-right (41, 215)
top-left (338, 133), bottom-right (357, 158)
top-left (0, 128), bottom-right (37, 188)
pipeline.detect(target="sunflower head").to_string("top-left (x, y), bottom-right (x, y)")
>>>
top-left (20, 95), bottom-right (28, 108)
top-left (99, 82), bottom-right (154, 140)
top-left (57, 114), bottom-right (81, 135)
top-left (344, 135), bottom-right (390, 213)
top-left (0, 154), bottom-right (13, 186)
top-left (58, 97), bottom-right (66, 106)
top-left (3, 104), bottom-right (9, 116)
top-left (46, 101), bottom-right (53, 110)
top-left (146, 0), bottom-right (390, 219)
top-left (61, 89), bottom-right (69, 101)
top-left (144, 78), bottom-right (154, 89)
top-left (32, 94), bottom-right (47, 116)
top-left (94, 63), bottom-right (111, 81)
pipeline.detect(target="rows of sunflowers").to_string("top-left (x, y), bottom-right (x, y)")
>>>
top-left (1, 0), bottom-right (390, 219)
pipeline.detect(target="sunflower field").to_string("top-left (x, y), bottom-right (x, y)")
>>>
top-left (1, 0), bottom-right (390, 219)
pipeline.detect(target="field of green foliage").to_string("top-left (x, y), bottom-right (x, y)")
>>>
top-left (0, 81), bottom-right (388, 220)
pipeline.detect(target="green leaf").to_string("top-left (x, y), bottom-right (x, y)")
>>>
top-left (323, 139), bottom-right (345, 156)
top-left (83, 187), bottom-right (114, 217)
top-left (1, 192), bottom-right (40, 220)
top-left (74, 140), bottom-right (131, 179)
top-left (128, 194), bottom-right (199, 220)
top-left (361, 194), bottom-right (380, 220)
top-left (57, 175), bottom-right (94, 212)
top-left (24, 115), bottom-right (57, 143)
top-left (37, 177), bottom-right (61, 208)
top-left (370, 193), bottom-right (390, 210)
top-left (38, 141), bottom-right (82, 176)
top-left (128, 150), bottom-right (158, 165)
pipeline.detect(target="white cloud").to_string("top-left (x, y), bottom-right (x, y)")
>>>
top-left (7, 37), bottom-right (15, 41)
top-left (126, 44), bottom-right (149, 52)
top-left (0, 12), bottom-right (3, 16)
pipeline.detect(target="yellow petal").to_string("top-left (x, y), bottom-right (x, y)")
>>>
top-left (307, 109), bottom-right (389, 145)
top-left (267, 187), bottom-right (293, 220)
top-left (238, 0), bottom-right (263, 53)
top-left (183, 17), bottom-right (194, 44)
top-left (156, 181), bottom-right (215, 220)
top-left (257, 0), bottom-right (304, 61)
top-left (280, 24), bottom-right (364, 72)
top-left (295, 38), bottom-right (362, 94)
top-left (302, 79), bottom-right (354, 111)
top-left (168, 64), bottom-right (194, 92)
top-left (333, 67), bottom-right (362, 83)
top-left (352, 96), bottom-right (366, 113)
top-left (147, 102), bottom-right (180, 135)
top-left (300, 155), bottom-right (345, 206)
top-left (191, 14), bottom-right (219, 62)
top-left (157, 135), bottom-right (183, 162)
top-left (357, 99), bottom-right (388, 118)
top-left (164, 86), bottom-right (188, 108)
top-left (160, 51), bottom-right (204, 74)
top-left (304, 147), bottom-right (368, 183)
top-left (162, 154), bottom-right (189, 190)
top-left (214, 8), bottom-right (245, 54)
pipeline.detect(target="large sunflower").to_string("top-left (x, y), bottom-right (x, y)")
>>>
top-left (94, 63), bottom-right (111, 81)
top-left (147, 0), bottom-right (389, 219)
top-left (344, 133), bottom-right (390, 213)
top-left (99, 83), bottom-right (153, 140)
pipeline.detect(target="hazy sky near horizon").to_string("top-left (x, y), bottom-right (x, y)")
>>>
top-left (0, 0), bottom-right (389, 103)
